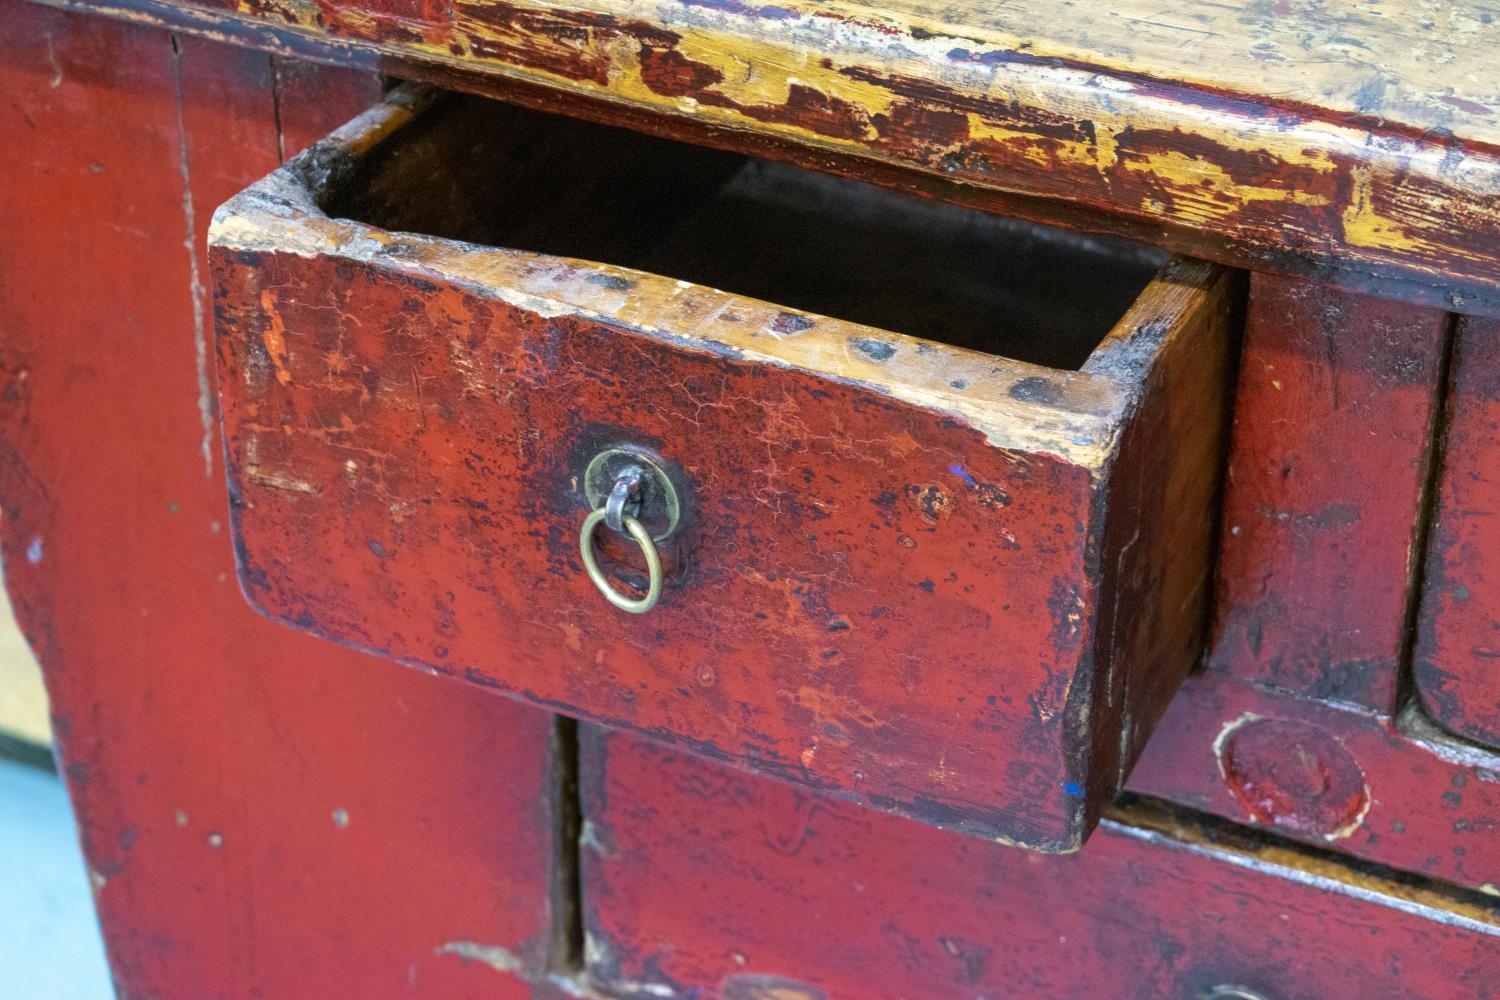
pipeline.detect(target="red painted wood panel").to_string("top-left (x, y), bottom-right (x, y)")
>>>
top-left (1128, 670), bottom-right (1500, 896)
top-left (1417, 316), bottom-right (1500, 748)
top-left (214, 243), bottom-right (1098, 850)
top-left (267, 54), bottom-right (385, 157)
top-left (0, 5), bottom-right (556, 997)
top-left (580, 725), bottom-right (1500, 1000)
top-left (1211, 272), bottom-right (1448, 711)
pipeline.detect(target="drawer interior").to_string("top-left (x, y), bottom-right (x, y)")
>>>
top-left (324, 94), bottom-right (1167, 371)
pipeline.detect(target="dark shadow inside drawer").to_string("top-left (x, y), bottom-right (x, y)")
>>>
top-left (323, 94), bottom-right (1166, 371)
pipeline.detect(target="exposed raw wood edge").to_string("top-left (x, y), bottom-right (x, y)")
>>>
top-left (245, 0), bottom-right (1500, 150)
top-left (488, 0), bottom-right (1500, 146)
top-left (209, 90), bottom-right (1136, 466)
top-left (448, 0), bottom-right (1500, 291)
top-left (1399, 701), bottom-right (1500, 774)
top-left (794, 0), bottom-right (1500, 148)
top-left (29, 0), bottom-right (1500, 319)
top-left (1085, 257), bottom-right (1226, 382)
top-left (210, 215), bottom-right (1127, 464)
top-left (1109, 799), bottom-right (1500, 936)
top-left (1075, 259), bottom-right (1237, 839)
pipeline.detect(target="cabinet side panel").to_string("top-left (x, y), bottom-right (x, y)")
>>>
top-left (0, 5), bottom-right (552, 997)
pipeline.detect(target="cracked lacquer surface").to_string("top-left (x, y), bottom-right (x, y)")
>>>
top-left (209, 88), bottom-right (1235, 851)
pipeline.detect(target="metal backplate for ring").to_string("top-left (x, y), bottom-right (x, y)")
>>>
top-left (578, 446), bottom-right (685, 614)
top-left (583, 447), bottom-right (682, 542)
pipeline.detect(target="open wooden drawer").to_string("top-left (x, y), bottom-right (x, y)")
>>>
top-left (210, 86), bottom-right (1240, 851)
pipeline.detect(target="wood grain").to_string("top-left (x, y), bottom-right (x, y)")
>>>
top-left (21, 0), bottom-right (1500, 316)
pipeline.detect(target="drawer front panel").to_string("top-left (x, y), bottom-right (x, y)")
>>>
top-left (580, 726), bottom-right (1500, 1000)
top-left (211, 88), bottom-right (1236, 850)
top-left (1130, 670), bottom-right (1500, 896)
top-left (218, 247), bottom-right (1099, 846)
top-left (1212, 273), bottom-right (1449, 712)
top-left (1417, 316), bottom-right (1500, 748)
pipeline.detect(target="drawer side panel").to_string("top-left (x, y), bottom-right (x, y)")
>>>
top-left (1087, 261), bottom-right (1240, 821)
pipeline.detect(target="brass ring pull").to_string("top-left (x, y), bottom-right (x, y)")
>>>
top-left (580, 507), bottom-right (662, 614)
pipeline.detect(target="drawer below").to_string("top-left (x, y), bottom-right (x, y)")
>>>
top-left (582, 726), bottom-right (1500, 1000)
top-left (210, 87), bottom-right (1239, 850)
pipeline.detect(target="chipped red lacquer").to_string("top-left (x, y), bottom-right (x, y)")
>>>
top-left (23, 0), bottom-right (1500, 316)
top-left (580, 725), bottom-right (1500, 1000)
top-left (1129, 275), bottom-right (1500, 894)
top-left (1129, 670), bottom-right (1500, 896)
top-left (1417, 316), bottom-right (1500, 749)
top-left (1211, 274), bottom-right (1449, 712)
top-left (9, 2), bottom-right (1500, 998)
top-left (208, 89), bottom-right (1236, 851)
top-left (0, 6), bottom-right (559, 996)
top-left (210, 249), bottom-right (1142, 852)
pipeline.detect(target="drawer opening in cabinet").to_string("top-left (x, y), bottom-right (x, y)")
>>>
top-left (214, 83), bottom-right (1239, 852)
top-left (323, 93), bottom-right (1167, 371)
